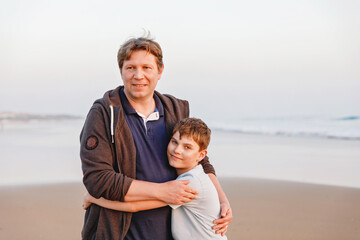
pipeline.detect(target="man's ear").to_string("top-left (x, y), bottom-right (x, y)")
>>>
top-left (197, 149), bottom-right (207, 162)
top-left (158, 64), bottom-right (164, 75)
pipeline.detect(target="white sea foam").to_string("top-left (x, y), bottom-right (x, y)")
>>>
top-left (208, 115), bottom-right (360, 140)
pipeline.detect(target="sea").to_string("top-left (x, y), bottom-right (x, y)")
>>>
top-left (0, 115), bottom-right (359, 188)
top-left (207, 115), bottom-right (360, 141)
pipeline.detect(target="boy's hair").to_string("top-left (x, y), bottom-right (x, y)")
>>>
top-left (172, 118), bottom-right (211, 151)
top-left (117, 32), bottom-right (163, 73)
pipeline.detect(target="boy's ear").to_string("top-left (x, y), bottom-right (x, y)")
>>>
top-left (197, 149), bottom-right (207, 162)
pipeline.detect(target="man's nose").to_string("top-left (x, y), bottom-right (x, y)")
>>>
top-left (134, 69), bottom-right (145, 79)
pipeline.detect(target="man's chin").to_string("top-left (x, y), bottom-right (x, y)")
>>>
top-left (128, 92), bottom-right (152, 101)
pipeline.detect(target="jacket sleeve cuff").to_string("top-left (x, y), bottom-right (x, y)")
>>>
top-left (199, 156), bottom-right (216, 176)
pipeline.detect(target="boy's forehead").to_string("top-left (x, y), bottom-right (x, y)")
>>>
top-left (173, 131), bottom-right (198, 145)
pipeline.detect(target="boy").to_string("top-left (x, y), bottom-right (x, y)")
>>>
top-left (83, 118), bottom-right (228, 240)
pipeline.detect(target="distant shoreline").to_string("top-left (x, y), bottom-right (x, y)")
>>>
top-left (0, 111), bottom-right (83, 122)
top-left (0, 112), bottom-right (359, 141)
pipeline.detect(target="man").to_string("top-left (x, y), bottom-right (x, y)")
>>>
top-left (80, 35), bottom-right (232, 240)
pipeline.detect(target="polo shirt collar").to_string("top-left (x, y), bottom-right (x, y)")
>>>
top-left (178, 164), bottom-right (203, 178)
top-left (120, 88), bottom-right (164, 117)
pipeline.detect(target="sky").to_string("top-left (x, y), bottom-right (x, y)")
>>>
top-left (1, 0), bottom-right (359, 120)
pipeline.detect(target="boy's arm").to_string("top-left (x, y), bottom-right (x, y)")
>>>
top-left (95, 198), bottom-right (167, 212)
top-left (208, 173), bottom-right (233, 236)
top-left (83, 192), bottom-right (167, 212)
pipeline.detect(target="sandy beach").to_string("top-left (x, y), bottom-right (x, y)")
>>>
top-left (1, 178), bottom-right (359, 240)
top-left (1, 122), bottom-right (360, 239)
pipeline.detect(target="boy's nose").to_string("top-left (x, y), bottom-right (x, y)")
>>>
top-left (174, 145), bottom-right (181, 154)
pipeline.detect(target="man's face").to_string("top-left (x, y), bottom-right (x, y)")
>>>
top-left (121, 50), bottom-right (163, 102)
top-left (167, 131), bottom-right (207, 175)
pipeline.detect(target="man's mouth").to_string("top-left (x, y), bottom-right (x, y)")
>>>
top-left (133, 84), bottom-right (147, 87)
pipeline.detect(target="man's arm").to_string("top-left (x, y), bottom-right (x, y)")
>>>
top-left (81, 107), bottom-right (132, 201)
top-left (124, 179), bottom-right (198, 205)
top-left (208, 173), bottom-right (233, 236)
top-left (199, 156), bottom-right (216, 175)
top-left (81, 106), bottom-right (198, 204)
top-left (83, 192), bottom-right (167, 212)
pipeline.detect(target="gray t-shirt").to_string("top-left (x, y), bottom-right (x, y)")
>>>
top-left (169, 165), bottom-right (228, 240)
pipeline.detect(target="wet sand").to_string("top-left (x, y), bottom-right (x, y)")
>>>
top-left (1, 178), bottom-right (359, 240)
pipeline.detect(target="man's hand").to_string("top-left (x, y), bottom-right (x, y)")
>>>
top-left (158, 180), bottom-right (198, 205)
top-left (212, 201), bottom-right (233, 236)
top-left (82, 192), bottom-right (93, 210)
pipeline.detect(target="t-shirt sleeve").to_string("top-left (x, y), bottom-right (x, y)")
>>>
top-left (168, 174), bottom-right (201, 209)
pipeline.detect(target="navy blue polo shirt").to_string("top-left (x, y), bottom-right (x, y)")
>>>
top-left (120, 89), bottom-right (176, 240)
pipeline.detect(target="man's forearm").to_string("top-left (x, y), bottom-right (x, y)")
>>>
top-left (124, 179), bottom-right (198, 205)
top-left (208, 173), bottom-right (229, 204)
top-left (208, 173), bottom-right (232, 236)
top-left (124, 179), bottom-right (160, 202)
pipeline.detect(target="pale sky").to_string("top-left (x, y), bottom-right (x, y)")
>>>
top-left (1, 0), bottom-right (359, 119)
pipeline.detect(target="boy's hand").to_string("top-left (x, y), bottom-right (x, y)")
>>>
top-left (212, 201), bottom-right (233, 236)
top-left (158, 180), bottom-right (198, 205)
top-left (82, 192), bottom-right (93, 210)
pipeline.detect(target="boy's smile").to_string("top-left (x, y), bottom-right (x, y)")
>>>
top-left (167, 131), bottom-right (207, 175)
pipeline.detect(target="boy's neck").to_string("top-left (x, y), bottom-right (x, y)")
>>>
top-left (176, 164), bottom-right (199, 176)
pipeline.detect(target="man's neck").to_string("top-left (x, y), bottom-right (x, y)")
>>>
top-left (126, 96), bottom-right (156, 118)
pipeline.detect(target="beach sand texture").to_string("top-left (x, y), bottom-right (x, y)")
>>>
top-left (1, 179), bottom-right (359, 240)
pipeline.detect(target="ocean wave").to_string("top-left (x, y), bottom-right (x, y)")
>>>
top-left (212, 127), bottom-right (360, 140)
top-left (209, 118), bottom-right (360, 141)
top-left (336, 116), bottom-right (360, 121)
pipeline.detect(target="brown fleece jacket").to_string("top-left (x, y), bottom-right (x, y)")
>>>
top-left (80, 86), bottom-right (215, 240)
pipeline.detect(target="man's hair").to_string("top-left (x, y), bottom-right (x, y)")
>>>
top-left (117, 33), bottom-right (163, 73)
top-left (172, 118), bottom-right (211, 151)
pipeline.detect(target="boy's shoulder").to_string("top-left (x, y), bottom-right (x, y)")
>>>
top-left (176, 165), bottom-right (207, 190)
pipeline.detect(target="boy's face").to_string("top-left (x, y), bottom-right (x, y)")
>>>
top-left (167, 131), bottom-right (207, 175)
